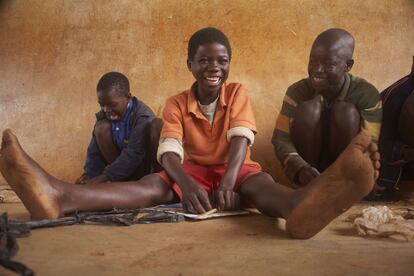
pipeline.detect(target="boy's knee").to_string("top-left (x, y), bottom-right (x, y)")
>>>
top-left (94, 119), bottom-right (112, 138)
top-left (241, 172), bottom-right (275, 194)
top-left (399, 94), bottom-right (414, 146)
top-left (401, 93), bottom-right (414, 118)
top-left (140, 174), bottom-right (175, 202)
top-left (295, 98), bottom-right (322, 120)
top-left (295, 99), bottom-right (322, 127)
top-left (331, 101), bottom-right (360, 128)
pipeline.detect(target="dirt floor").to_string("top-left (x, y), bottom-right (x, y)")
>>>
top-left (1, 199), bottom-right (414, 276)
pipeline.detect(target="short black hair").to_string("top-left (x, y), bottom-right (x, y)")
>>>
top-left (187, 27), bottom-right (232, 61)
top-left (96, 72), bottom-right (130, 97)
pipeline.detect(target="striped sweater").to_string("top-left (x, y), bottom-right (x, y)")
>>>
top-left (272, 73), bottom-right (382, 182)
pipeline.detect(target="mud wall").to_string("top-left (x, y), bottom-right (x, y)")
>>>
top-left (1, 0), bottom-right (413, 184)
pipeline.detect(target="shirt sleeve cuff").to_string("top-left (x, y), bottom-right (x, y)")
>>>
top-left (157, 138), bottom-right (184, 164)
top-left (283, 153), bottom-right (309, 183)
top-left (226, 126), bottom-right (255, 146)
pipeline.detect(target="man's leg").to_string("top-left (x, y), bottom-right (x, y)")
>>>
top-left (399, 93), bottom-right (414, 147)
top-left (0, 129), bottom-right (175, 220)
top-left (291, 97), bottom-right (322, 167)
top-left (94, 120), bottom-right (120, 164)
top-left (240, 132), bottom-right (380, 239)
top-left (328, 101), bottom-right (360, 161)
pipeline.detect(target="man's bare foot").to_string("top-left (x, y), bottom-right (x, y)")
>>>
top-left (0, 129), bottom-right (61, 219)
top-left (286, 132), bottom-right (380, 239)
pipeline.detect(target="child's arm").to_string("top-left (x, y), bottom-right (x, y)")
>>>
top-left (103, 116), bottom-right (153, 181)
top-left (215, 136), bottom-right (249, 211)
top-left (158, 96), bottom-right (213, 214)
top-left (76, 135), bottom-right (107, 184)
top-left (271, 89), bottom-right (316, 186)
top-left (161, 152), bottom-right (213, 214)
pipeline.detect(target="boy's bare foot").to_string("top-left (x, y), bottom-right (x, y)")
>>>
top-left (286, 132), bottom-right (380, 239)
top-left (0, 129), bottom-right (61, 219)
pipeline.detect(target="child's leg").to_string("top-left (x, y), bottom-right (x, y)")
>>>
top-left (0, 129), bottom-right (175, 220)
top-left (240, 131), bottom-right (380, 239)
top-left (328, 101), bottom-right (360, 161)
top-left (149, 118), bottom-right (163, 173)
top-left (398, 93), bottom-right (414, 147)
top-left (291, 97), bottom-right (322, 167)
top-left (94, 119), bottom-right (120, 163)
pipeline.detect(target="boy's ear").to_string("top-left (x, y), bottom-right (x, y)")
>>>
top-left (187, 59), bottom-right (192, 71)
top-left (345, 59), bottom-right (354, 72)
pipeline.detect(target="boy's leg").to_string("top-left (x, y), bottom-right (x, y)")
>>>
top-left (94, 119), bottom-right (120, 163)
top-left (0, 129), bottom-right (175, 220)
top-left (398, 93), bottom-right (414, 147)
top-left (149, 118), bottom-right (163, 173)
top-left (240, 131), bottom-right (380, 239)
top-left (291, 97), bottom-right (322, 167)
top-left (399, 94), bottom-right (414, 180)
top-left (328, 101), bottom-right (360, 161)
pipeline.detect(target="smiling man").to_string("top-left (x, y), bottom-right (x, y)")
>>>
top-left (272, 28), bottom-right (382, 187)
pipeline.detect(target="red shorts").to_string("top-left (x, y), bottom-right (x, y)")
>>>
top-left (155, 162), bottom-right (262, 199)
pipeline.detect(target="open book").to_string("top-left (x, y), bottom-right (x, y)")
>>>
top-left (153, 203), bottom-right (253, 220)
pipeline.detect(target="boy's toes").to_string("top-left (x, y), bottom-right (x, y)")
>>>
top-left (374, 160), bottom-right (381, 170)
top-left (371, 151), bottom-right (380, 162)
top-left (352, 132), bottom-right (371, 149)
top-left (368, 141), bottom-right (378, 153)
top-left (2, 129), bottom-right (16, 145)
top-left (374, 170), bottom-right (379, 180)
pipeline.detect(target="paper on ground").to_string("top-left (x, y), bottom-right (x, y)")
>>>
top-left (354, 206), bottom-right (414, 241)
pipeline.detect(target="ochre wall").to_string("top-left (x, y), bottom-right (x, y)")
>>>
top-left (1, 0), bottom-right (413, 184)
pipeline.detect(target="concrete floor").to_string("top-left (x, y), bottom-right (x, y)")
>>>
top-left (1, 201), bottom-right (414, 276)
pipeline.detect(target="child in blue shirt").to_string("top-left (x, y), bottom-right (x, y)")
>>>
top-left (76, 72), bottom-right (155, 184)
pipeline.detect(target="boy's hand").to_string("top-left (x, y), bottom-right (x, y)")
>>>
top-left (215, 174), bottom-right (240, 211)
top-left (297, 166), bottom-right (320, 186)
top-left (387, 148), bottom-right (414, 166)
top-left (75, 174), bottom-right (89, 185)
top-left (214, 185), bottom-right (240, 211)
top-left (181, 178), bottom-right (213, 214)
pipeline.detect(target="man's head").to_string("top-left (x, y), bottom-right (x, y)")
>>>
top-left (187, 27), bottom-right (231, 99)
top-left (96, 72), bottom-right (131, 121)
top-left (308, 28), bottom-right (355, 100)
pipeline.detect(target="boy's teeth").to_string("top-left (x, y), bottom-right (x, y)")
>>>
top-left (206, 77), bottom-right (219, 80)
top-left (205, 77), bottom-right (220, 84)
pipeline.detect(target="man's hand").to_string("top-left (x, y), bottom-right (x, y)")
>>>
top-left (297, 166), bottom-right (320, 186)
top-left (181, 178), bottom-right (213, 214)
